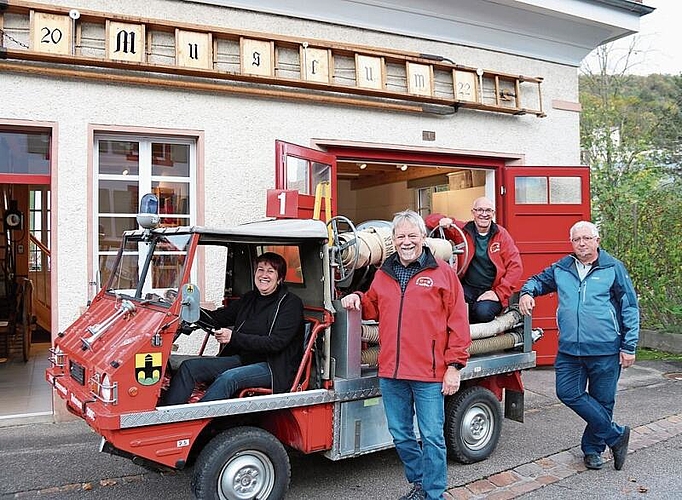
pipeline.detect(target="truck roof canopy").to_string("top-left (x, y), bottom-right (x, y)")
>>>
top-left (125, 218), bottom-right (330, 241)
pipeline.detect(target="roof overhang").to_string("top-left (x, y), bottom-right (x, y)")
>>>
top-left (183, 0), bottom-right (654, 67)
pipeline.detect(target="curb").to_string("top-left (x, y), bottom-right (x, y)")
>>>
top-left (444, 412), bottom-right (682, 500)
top-left (639, 330), bottom-right (682, 354)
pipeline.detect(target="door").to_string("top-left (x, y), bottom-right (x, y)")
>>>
top-left (502, 166), bottom-right (591, 365)
top-left (275, 141), bottom-right (337, 220)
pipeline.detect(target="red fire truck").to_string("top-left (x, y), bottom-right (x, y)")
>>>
top-left (47, 194), bottom-right (543, 500)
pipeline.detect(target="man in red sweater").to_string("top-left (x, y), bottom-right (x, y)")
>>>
top-left (425, 197), bottom-right (522, 323)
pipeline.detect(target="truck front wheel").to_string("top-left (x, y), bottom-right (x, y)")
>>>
top-left (445, 386), bottom-right (502, 464)
top-left (191, 426), bottom-right (290, 500)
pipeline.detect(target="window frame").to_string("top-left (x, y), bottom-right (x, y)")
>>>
top-left (93, 133), bottom-right (197, 295)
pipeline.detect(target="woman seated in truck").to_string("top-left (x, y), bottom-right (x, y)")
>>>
top-left (161, 252), bottom-right (304, 405)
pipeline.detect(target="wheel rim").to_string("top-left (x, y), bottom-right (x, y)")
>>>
top-left (218, 450), bottom-right (276, 500)
top-left (461, 402), bottom-right (495, 451)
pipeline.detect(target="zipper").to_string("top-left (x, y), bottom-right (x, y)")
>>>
top-left (392, 287), bottom-right (406, 379)
top-left (431, 340), bottom-right (436, 378)
top-left (267, 293), bottom-right (288, 390)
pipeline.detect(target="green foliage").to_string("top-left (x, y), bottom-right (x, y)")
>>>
top-left (580, 67), bottom-right (682, 333)
top-left (636, 348), bottom-right (682, 362)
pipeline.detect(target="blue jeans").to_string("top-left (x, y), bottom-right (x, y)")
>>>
top-left (162, 355), bottom-right (271, 405)
top-left (555, 352), bottom-right (624, 455)
top-left (463, 284), bottom-right (502, 323)
top-left (380, 378), bottom-right (446, 500)
top-left (201, 362), bottom-right (271, 402)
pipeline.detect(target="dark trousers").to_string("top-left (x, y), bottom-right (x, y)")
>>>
top-left (463, 284), bottom-right (502, 323)
top-left (555, 352), bottom-right (625, 454)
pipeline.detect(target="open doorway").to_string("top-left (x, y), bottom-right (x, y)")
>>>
top-left (336, 160), bottom-right (496, 225)
top-left (0, 125), bottom-right (53, 424)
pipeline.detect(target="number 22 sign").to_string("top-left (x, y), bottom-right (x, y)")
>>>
top-left (266, 189), bottom-right (299, 218)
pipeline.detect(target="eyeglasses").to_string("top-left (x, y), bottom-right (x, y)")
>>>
top-left (571, 236), bottom-right (597, 243)
top-left (472, 208), bottom-right (494, 215)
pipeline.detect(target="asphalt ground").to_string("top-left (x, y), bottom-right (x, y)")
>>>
top-left (1, 359), bottom-right (681, 499)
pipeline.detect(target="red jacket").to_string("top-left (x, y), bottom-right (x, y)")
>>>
top-left (357, 248), bottom-right (470, 382)
top-left (425, 213), bottom-right (523, 306)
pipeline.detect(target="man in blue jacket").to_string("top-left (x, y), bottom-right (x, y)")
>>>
top-left (519, 221), bottom-right (639, 472)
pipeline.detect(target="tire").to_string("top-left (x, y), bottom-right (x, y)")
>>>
top-left (445, 386), bottom-right (502, 464)
top-left (191, 426), bottom-right (290, 500)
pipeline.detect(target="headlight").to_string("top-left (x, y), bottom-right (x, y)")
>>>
top-left (90, 372), bottom-right (118, 404)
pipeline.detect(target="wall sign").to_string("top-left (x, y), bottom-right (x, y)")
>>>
top-left (1, 1), bottom-right (545, 117)
top-left (266, 189), bottom-right (299, 219)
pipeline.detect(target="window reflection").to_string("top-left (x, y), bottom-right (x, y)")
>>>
top-left (286, 156), bottom-right (309, 193)
top-left (0, 130), bottom-right (50, 175)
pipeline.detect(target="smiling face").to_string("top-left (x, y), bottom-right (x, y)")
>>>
top-left (254, 262), bottom-right (280, 296)
top-left (471, 198), bottom-right (495, 234)
top-left (392, 221), bottom-right (426, 266)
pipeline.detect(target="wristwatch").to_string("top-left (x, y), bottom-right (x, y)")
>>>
top-left (448, 362), bottom-right (465, 370)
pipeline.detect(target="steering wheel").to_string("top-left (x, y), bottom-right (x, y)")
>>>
top-left (175, 306), bottom-right (218, 340)
top-left (428, 224), bottom-right (470, 277)
top-left (326, 215), bottom-right (359, 288)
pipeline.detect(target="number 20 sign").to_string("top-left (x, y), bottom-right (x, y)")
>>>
top-left (266, 189), bottom-right (299, 218)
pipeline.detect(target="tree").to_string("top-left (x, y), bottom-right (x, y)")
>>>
top-left (580, 42), bottom-right (682, 331)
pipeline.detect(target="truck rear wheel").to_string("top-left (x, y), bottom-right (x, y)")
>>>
top-left (191, 426), bottom-right (290, 500)
top-left (445, 386), bottom-right (502, 464)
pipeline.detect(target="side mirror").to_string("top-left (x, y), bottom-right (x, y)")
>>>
top-left (180, 283), bottom-right (201, 323)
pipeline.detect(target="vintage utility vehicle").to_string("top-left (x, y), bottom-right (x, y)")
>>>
top-left (47, 196), bottom-right (538, 500)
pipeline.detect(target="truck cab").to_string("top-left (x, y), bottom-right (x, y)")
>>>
top-left (47, 209), bottom-right (537, 500)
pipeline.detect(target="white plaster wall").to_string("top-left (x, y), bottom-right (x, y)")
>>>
top-left (1, 0), bottom-right (582, 332)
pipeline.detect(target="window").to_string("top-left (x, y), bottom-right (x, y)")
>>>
top-left (284, 156), bottom-right (331, 195)
top-left (0, 130), bottom-right (50, 175)
top-left (515, 176), bottom-right (582, 205)
top-left (29, 187), bottom-right (51, 272)
top-left (94, 134), bottom-right (196, 291)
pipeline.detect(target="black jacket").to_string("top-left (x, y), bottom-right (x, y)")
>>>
top-left (211, 284), bottom-right (304, 393)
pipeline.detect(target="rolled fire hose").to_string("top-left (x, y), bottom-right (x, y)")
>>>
top-left (361, 323), bottom-right (379, 343)
top-left (361, 308), bottom-right (522, 343)
top-left (359, 327), bottom-right (544, 367)
top-left (470, 308), bottom-right (523, 340)
top-left (468, 328), bottom-right (544, 356)
top-left (361, 345), bottom-right (380, 366)
top-left (337, 226), bottom-right (455, 269)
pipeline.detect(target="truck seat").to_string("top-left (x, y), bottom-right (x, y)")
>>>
top-left (238, 317), bottom-right (319, 397)
top-left (184, 317), bottom-right (320, 403)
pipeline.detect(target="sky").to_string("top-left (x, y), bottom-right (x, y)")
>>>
top-left (591, 0), bottom-right (682, 76)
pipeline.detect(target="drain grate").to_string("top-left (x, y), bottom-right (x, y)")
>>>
top-left (663, 372), bottom-right (682, 380)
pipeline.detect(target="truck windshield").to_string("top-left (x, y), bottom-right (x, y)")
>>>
top-left (103, 233), bottom-right (192, 299)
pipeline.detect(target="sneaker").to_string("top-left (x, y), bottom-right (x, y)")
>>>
top-left (610, 426), bottom-right (631, 470)
top-left (583, 453), bottom-right (603, 470)
top-left (399, 483), bottom-right (426, 500)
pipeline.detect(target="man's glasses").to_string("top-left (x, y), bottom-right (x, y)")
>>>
top-left (571, 236), bottom-right (596, 243)
top-left (472, 208), bottom-right (494, 215)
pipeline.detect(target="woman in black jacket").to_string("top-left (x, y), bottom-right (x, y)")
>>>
top-left (162, 252), bottom-right (304, 405)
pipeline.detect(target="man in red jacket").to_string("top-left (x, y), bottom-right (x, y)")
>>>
top-left (341, 210), bottom-right (470, 500)
top-left (425, 197), bottom-right (522, 323)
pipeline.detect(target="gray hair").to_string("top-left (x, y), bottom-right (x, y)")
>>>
top-left (392, 210), bottom-right (427, 237)
top-left (569, 220), bottom-right (599, 239)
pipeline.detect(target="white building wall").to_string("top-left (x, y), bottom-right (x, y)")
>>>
top-left (1, 0), bottom-right (582, 332)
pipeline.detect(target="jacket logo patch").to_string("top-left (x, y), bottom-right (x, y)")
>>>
top-left (415, 277), bottom-right (433, 287)
top-left (490, 242), bottom-right (501, 253)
